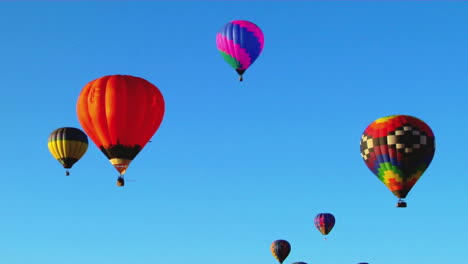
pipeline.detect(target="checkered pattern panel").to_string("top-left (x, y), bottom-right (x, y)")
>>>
top-left (360, 124), bottom-right (430, 160)
top-left (386, 125), bottom-right (428, 153)
top-left (360, 134), bottom-right (375, 161)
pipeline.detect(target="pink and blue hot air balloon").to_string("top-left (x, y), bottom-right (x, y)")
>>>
top-left (216, 20), bottom-right (264, 81)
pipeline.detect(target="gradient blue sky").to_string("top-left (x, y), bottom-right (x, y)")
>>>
top-left (1, 2), bottom-right (467, 264)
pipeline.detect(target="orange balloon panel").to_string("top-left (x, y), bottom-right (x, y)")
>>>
top-left (76, 75), bottom-right (165, 175)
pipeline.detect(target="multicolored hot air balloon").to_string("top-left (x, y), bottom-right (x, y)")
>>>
top-left (314, 213), bottom-right (335, 239)
top-left (216, 20), bottom-right (264, 81)
top-left (76, 75), bottom-right (165, 187)
top-left (48, 127), bottom-right (88, 176)
top-left (360, 115), bottom-right (435, 207)
top-left (270, 239), bottom-right (291, 264)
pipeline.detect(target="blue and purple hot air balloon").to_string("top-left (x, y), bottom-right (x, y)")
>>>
top-left (216, 20), bottom-right (264, 81)
top-left (314, 213), bottom-right (335, 240)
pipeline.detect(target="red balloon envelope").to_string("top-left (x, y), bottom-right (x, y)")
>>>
top-left (76, 75), bottom-right (165, 186)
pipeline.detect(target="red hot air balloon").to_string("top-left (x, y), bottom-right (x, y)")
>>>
top-left (270, 239), bottom-right (291, 264)
top-left (76, 75), bottom-right (165, 186)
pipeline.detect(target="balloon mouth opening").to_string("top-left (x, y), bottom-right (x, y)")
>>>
top-left (236, 69), bottom-right (246, 75)
top-left (397, 199), bottom-right (407, 208)
top-left (110, 158), bottom-right (131, 175)
top-left (236, 69), bottom-right (246, 81)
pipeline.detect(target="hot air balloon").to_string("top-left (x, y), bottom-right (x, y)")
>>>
top-left (48, 127), bottom-right (88, 176)
top-left (314, 213), bottom-right (335, 239)
top-left (291, 262), bottom-right (307, 264)
top-left (216, 20), bottom-right (264, 81)
top-left (360, 115), bottom-right (435, 207)
top-left (76, 75), bottom-right (165, 187)
top-left (271, 239), bottom-right (290, 264)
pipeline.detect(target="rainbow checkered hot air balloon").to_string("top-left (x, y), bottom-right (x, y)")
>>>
top-left (360, 115), bottom-right (435, 207)
top-left (216, 20), bottom-right (264, 81)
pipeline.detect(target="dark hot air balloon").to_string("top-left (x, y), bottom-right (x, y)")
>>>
top-left (271, 239), bottom-right (291, 264)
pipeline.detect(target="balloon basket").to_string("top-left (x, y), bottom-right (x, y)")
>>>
top-left (396, 199), bottom-right (407, 208)
top-left (116, 176), bottom-right (125, 187)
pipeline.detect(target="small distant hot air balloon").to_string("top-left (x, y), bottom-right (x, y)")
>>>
top-left (360, 115), bottom-right (435, 207)
top-left (291, 262), bottom-right (307, 264)
top-left (48, 127), bottom-right (88, 176)
top-left (271, 239), bottom-right (291, 264)
top-left (314, 213), bottom-right (335, 240)
top-left (357, 262), bottom-right (369, 264)
top-left (76, 75), bottom-right (165, 186)
top-left (216, 20), bottom-right (264, 81)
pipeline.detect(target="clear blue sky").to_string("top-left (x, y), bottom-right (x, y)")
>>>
top-left (0, 2), bottom-right (467, 264)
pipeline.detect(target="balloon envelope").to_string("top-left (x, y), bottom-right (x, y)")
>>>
top-left (76, 75), bottom-right (165, 179)
top-left (360, 115), bottom-right (435, 205)
top-left (216, 20), bottom-right (264, 81)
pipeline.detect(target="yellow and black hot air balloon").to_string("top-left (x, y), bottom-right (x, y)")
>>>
top-left (48, 127), bottom-right (88, 176)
